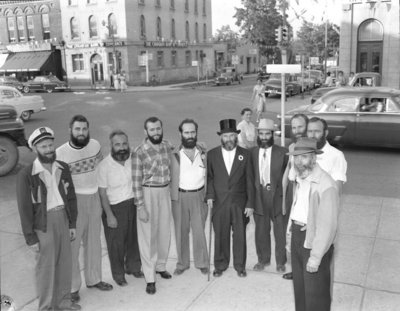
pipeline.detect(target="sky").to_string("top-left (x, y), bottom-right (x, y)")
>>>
top-left (211, 0), bottom-right (343, 36)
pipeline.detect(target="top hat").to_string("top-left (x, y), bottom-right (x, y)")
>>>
top-left (28, 127), bottom-right (54, 148)
top-left (257, 118), bottom-right (275, 131)
top-left (287, 137), bottom-right (323, 156)
top-left (217, 119), bottom-right (241, 135)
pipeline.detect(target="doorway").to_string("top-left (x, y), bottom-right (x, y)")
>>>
top-left (90, 54), bottom-right (104, 85)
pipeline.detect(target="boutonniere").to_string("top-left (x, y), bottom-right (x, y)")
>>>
top-left (238, 155), bottom-right (244, 161)
top-left (201, 153), bottom-right (206, 160)
top-left (61, 180), bottom-right (69, 195)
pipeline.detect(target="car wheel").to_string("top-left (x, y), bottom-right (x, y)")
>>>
top-left (23, 86), bottom-right (30, 93)
top-left (46, 87), bottom-right (53, 93)
top-left (0, 136), bottom-right (19, 176)
top-left (20, 111), bottom-right (32, 121)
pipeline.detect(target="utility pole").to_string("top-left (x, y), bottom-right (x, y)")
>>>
top-left (280, 0), bottom-right (288, 147)
top-left (324, 19), bottom-right (328, 80)
top-left (102, 20), bottom-right (118, 74)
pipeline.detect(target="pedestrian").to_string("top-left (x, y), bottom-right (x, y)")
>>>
top-left (335, 71), bottom-right (346, 87)
top-left (288, 137), bottom-right (339, 311)
top-left (119, 71), bottom-right (127, 92)
top-left (16, 127), bottom-right (81, 311)
top-left (250, 119), bottom-right (289, 273)
top-left (251, 78), bottom-right (266, 122)
top-left (171, 119), bottom-right (209, 276)
top-left (113, 71), bottom-right (120, 91)
top-left (206, 119), bottom-right (254, 278)
top-left (237, 108), bottom-right (257, 149)
top-left (131, 117), bottom-right (174, 295)
top-left (324, 72), bottom-right (334, 87)
top-left (348, 72), bottom-right (355, 85)
top-left (97, 130), bottom-right (144, 287)
top-left (56, 115), bottom-right (113, 304)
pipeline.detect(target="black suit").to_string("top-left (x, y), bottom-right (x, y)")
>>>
top-left (250, 145), bottom-right (288, 266)
top-left (206, 146), bottom-right (254, 272)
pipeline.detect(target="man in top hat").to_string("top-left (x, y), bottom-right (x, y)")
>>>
top-left (250, 119), bottom-right (289, 273)
top-left (206, 119), bottom-right (254, 278)
top-left (16, 127), bottom-right (81, 311)
top-left (288, 137), bottom-right (339, 311)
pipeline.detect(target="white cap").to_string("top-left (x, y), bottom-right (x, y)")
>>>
top-left (28, 127), bottom-right (54, 148)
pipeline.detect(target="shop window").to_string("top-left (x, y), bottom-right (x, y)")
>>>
top-left (89, 15), bottom-right (98, 38)
top-left (108, 13), bottom-right (117, 36)
top-left (171, 50), bottom-right (177, 66)
top-left (195, 22), bottom-right (199, 42)
top-left (70, 17), bottom-right (80, 39)
top-left (7, 17), bottom-right (16, 43)
top-left (156, 17), bottom-right (162, 39)
top-left (171, 19), bottom-right (175, 40)
top-left (140, 15), bottom-right (146, 39)
top-left (203, 23), bottom-right (207, 41)
top-left (157, 51), bottom-right (164, 67)
top-left (185, 21), bottom-right (190, 41)
top-left (72, 54), bottom-right (84, 72)
top-left (185, 50), bottom-right (191, 66)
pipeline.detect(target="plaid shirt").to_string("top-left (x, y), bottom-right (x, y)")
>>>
top-left (132, 138), bottom-right (172, 207)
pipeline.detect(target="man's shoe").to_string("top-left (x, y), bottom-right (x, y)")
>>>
top-left (115, 278), bottom-right (128, 286)
top-left (173, 268), bottom-right (187, 276)
top-left (56, 302), bottom-right (81, 310)
top-left (87, 281), bottom-right (113, 291)
top-left (282, 272), bottom-right (293, 280)
top-left (200, 267), bottom-right (209, 275)
top-left (146, 282), bottom-right (156, 295)
top-left (253, 262), bottom-right (270, 271)
top-left (213, 269), bottom-right (223, 277)
top-left (237, 270), bottom-right (247, 277)
top-left (70, 291), bottom-right (80, 303)
top-left (130, 271), bottom-right (144, 278)
top-left (277, 265), bottom-right (286, 273)
top-left (156, 271), bottom-right (172, 279)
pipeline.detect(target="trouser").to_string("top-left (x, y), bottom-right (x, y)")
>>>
top-left (71, 193), bottom-right (102, 292)
top-left (35, 209), bottom-right (72, 311)
top-left (172, 189), bottom-right (208, 270)
top-left (102, 198), bottom-right (141, 282)
top-left (254, 187), bottom-right (287, 266)
top-left (213, 201), bottom-right (247, 272)
top-left (291, 222), bottom-right (334, 311)
top-left (137, 186), bottom-right (171, 283)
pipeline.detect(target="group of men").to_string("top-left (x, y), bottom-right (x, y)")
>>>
top-left (17, 111), bottom-right (346, 311)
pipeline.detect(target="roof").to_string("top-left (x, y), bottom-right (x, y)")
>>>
top-left (321, 87), bottom-right (400, 99)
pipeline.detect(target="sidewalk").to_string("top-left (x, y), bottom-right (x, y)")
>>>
top-left (1, 193), bottom-right (400, 311)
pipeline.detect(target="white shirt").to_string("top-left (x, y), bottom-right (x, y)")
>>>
top-left (222, 147), bottom-right (236, 175)
top-left (97, 154), bottom-right (134, 205)
top-left (317, 142), bottom-right (347, 182)
top-left (179, 148), bottom-right (205, 190)
top-left (290, 176), bottom-right (311, 224)
top-left (237, 120), bottom-right (256, 148)
top-left (258, 147), bottom-right (271, 185)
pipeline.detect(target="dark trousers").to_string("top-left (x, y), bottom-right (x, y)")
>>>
top-left (213, 201), bottom-right (247, 272)
top-left (102, 198), bottom-right (141, 281)
top-left (291, 222), bottom-right (334, 311)
top-left (254, 187), bottom-right (287, 266)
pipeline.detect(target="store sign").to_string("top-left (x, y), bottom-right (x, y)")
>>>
top-left (6, 42), bottom-right (52, 52)
top-left (66, 41), bottom-right (125, 49)
top-left (192, 61), bottom-right (198, 66)
top-left (249, 49), bottom-right (257, 55)
top-left (144, 41), bottom-right (188, 48)
top-left (346, 0), bottom-right (390, 3)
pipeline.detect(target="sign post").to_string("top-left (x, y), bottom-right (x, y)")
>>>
top-left (192, 60), bottom-right (199, 84)
top-left (145, 51), bottom-right (149, 84)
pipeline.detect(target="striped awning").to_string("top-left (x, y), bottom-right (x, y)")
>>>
top-left (0, 51), bottom-right (52, 72)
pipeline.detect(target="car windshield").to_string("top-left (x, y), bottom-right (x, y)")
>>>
top-left (309, 100), bottom-right (326, 112)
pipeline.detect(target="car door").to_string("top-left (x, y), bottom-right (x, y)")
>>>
top-left (30, 77), bottom-right (44, 91)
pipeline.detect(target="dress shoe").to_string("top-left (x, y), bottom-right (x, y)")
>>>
top-left (282, 272), bottom-right (293, 280)
top-left (146, 282), bottom-right (156, 295)
top-left (70, 291), bottom-right (80, 303)
top-left (56, 302), bottom-right (81, 310)
top-left (276, 265), bottom-right (286, 273)
top-left (173, 268), bottom-right (188, 276)
top-left (129, 271), bottom-right (144, 278)
top-left (253, 262), bottom-right (270, 271)
top-left (213, 269), bottom-right (223, 277)
top-left (200, 267), bottom-right (209, 275)
top-left (237, 270), bottom-right (247, 277)
top-left (87, 281), bottom-right (113, 291)
top-left (115, 278), bottom-right (128, 286)
top-left (156, 271), bottom-right (172, 279)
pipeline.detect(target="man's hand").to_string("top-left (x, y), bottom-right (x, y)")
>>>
top-left (138, 207), bottom-right (149, 223)
top-left (207, 199), bottom-right (213, 209)
top-left (29, 243), bottom-right (40, 253)
top-left (69, 229), bottom-right (76, 241)
top-left (106, 213), bottom-right (118, 228)
top-left (306, 260), bottom-right (319, 273)
top-left (244, 208), bottom-right (254, 217)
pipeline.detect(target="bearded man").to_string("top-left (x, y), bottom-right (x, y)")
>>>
top-left (250, 119), bottom-right (289, 273)
top-left (132, 117), bottom-right (174, 295)
top-left (57, 115), bottom-right (113, 303)
top-left (97, 130), bottom-right (144, 287)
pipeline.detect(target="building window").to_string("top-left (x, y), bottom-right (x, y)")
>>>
top-left (70, 17), bottom-right (80, 39)
top-left (195, 22), bottom-right (199, 42)
top-left (26, 15), bottom-right (34, 41)
top-left (7, 17), bottom-right (16, 43)
top-left (139, 0), bottom-right (145, 5)
top-left (240, 56), bottom-right (244, 64)
top-left (195, 50), bottom-right (199, 61)
top-left (108, 13), bottom-right (117, 36)
top-left (140, 15), bottom-right (146, 39)
top-left (358, 19), bottom-right (383, 41)
top-left (202, 0), bottom-right (206, 15)
top-left (170, 0), bottom-right (174, 9)
top-left (16, 16), bottom-right (25, 41)
top-left (171, 19), bottom-right (175, 40)
top-left (185, 50), bottom-right (191, 66)
top-left (155, 0), bottom-right (161, 7)
top-left (68, 0), bottom-right (78, 5)
top-left (40, 5), bottom-right (51, 40)
top-left (72, 54), bottom-right (84, 71)
top-left (87, 0), bottom-right (97, 4)
top-left (171, 50), bottom-right (177, 66)
top-left (185, 21), bottom-right (190, 41)
top-left (253, 56), bottom-right (257, 64)
top-left (157, 51), bottom-right (164, 67)
top-left (156, 17), bottom-right (162, 39)
top-left (203, 23), bottom-right (207, 41)
top-left (194, 0), bottom-right (198, 14)
top-left (185, 0), bottom-right (189, 12)
top-left (89, 15), bottom-right (98, 38)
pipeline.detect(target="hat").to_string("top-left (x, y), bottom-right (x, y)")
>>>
top-left (257, 118), bottom-right (275, 131)
top-left (217, 119), bottom-right (241, 135)
top-left (287, 137), bottom-right (323, 156)
top-left (28, 127), bottom-right (54, 148)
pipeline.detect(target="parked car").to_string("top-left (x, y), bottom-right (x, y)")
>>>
top-left (215, 67), bottom-right (241, 86)
top-left (279, 87), bottom-right (400, 148)
top-left (264, 73), bottom-right (302, 97)
top-left (294, 73), bottom-right (316, 91)
top-left (311, 72), bottom-right (381, 104)
top-left (0, 104), bottom-right (27, 176)
top-left (0, 85), bottom-right (46, 121)
top-left (23, 75), bottom-right (70, 93)
top-left (0, 76), bottom-right (24, 91)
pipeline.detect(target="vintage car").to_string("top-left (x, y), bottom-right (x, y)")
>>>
top-left (0, 76), bottom-right (24, 91)
top-left (215, 67), bottom-right (241, 86)
top-left (23, 75), bottom-right (70, 93)
top-left (0, 104), bottom-right (27, 176)
top-left (0, 85), bottom-right (46, 121)
top-left (311, 72), bottom-right (381, 104)
top-left (264, 73), bottom-right (302, 97)
top-left (279, 87), bottom-right (400, 148)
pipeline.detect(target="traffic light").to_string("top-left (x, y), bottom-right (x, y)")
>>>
top-left (275, 26), bottom-right (282, 43)
top-left (282, 26), bottom-right (289, 41)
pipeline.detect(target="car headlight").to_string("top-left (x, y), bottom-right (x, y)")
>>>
top-left (16, 117), bottom-right (24, 125)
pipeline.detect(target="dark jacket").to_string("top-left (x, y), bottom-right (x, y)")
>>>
top-left (16, 160), bottom-right (77, 246)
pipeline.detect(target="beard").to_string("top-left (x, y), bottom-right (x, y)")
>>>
top-left (111, 148), bottom-right (130, 162)
top-left (316, 135), bottom-right (326, 149)
top-left (70, 132), bottom-right (90, 148)
top-left (291, 130), bottom-right (306, 143)
top-left (221, 136), bottom-right (238, 151)
top-left (294, 159), bottom-right (316, 179)
top-left (37, 151), bottom-right (56, 164)
top-left (181, 136), bottom-right (197, 149)
top-left (257, 136), bottom-right (274, 148)
top-left (147, 132), bottom-right (163, 145)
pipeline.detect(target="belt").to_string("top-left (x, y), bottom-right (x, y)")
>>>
top-left (261, 183), bottom-right (271, 191)
top-left (292, 220), bottom-right (306, 227)
top-left (142, 183), bottom-right (169, 188)
top-left (48, 205), bottom-right (64, 212)
top-left (179, 186), bottom-right (204, 193)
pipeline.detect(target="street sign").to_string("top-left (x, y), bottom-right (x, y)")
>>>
top-left (192, 60), bottom-right (198, 66)
top-left (295, 55), bottom-right (301, 62)
top-left (266, 64), bottom-right (301, 73)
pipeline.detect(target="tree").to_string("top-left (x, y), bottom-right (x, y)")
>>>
top-left (213, 25), bottom-right (240, 42)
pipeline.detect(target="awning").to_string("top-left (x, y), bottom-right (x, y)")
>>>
top-left (0, 51), bottom-right (53, 72)
top-left (0, 54), bottom-right (8, 68)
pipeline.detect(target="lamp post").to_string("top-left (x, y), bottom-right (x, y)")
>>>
top-left (60, 40), bottom-right (68, 84)
top-left (102, 20), bottom-right (118, 74)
